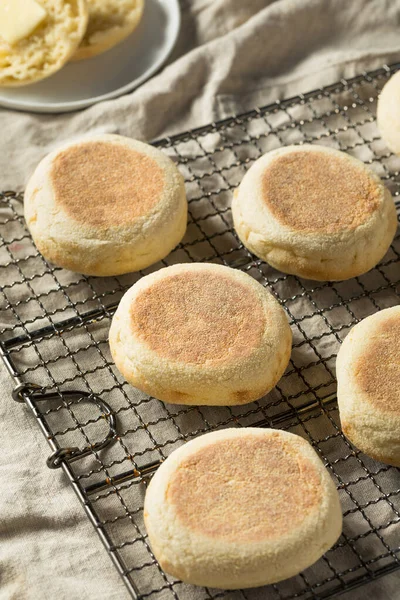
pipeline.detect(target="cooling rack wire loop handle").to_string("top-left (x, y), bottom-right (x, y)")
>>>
top-left (12, 384), bottom-right (118, 469)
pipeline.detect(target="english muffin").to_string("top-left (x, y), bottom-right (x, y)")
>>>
top-left (377, 70), bottom-right (400, 155)
top-left (144, 427), bottom-right (343, 589)
top-left (72, 0), bottom-right (144, 61)
top-left (0, 0), bottom-right (88, 87)
top-left (232, 144), bottom-right (397, 281)
top-left (24, 134), bottom-right (187, 276)
top-left (109, 263), bottom-right (292, 405)
top-left (337, 305), bottom-right (400, 466)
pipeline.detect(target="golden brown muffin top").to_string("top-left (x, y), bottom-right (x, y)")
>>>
top-left (130, 270), bottom-right (265, 365)
top-left (355, 312), bottom-right (400, 412)
top-left (167, 433), bottom-right (322, 542)
top-left (50, 141), bottom-right (164, 227)
top-left (262, 150), bottom-right (381, 233)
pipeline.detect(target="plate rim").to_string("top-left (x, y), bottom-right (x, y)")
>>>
top-left (0, 0), bottom-right (181, 114)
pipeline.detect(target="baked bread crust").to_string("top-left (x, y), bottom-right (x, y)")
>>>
top-left (337, 305), bottom-right (400, 466)
top-left (109, 263), bottom-right (292, 405)
top-left (377, 70), bottom-right (400, 155)
top-left (144, 428), bottom-right (342, 589)
top-left (232, 144), bottom-right (397, 281)
top-left (24, 134), bottom-right (187, 276)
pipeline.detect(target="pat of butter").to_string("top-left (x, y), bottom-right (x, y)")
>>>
top-left (0, 0), bottom-right (47, 45)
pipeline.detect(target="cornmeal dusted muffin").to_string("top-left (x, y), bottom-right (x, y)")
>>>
top-left (232, 144), bottom-right (397, 281)
top-left (24, 134), bottom-right (187, 276)
top-left (144, 428), bottom-right (342, 588)
top-left (337, 306), bottom-right (400, 466)
top-left (377, 70), bottom-right (400, 155)
top-left (109, 263), bottom-right (292, 405)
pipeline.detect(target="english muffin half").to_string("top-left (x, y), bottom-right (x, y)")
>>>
top-left (232, 144), bottom-right (397, 281)
top-left (24, 134), bottom-right (187, 276)
top-left (0, 0), bottom-right (88, 86)
top-left (337, 305), bottom-right (400, 466)
top-left (109, 263), bottom-right (292, 405)
top-left (144, 427), bottom-right (342, 589)
top-left (72, 0), bottom-right (144, 61)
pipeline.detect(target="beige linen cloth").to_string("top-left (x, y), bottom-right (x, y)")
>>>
top-left (1, 1), bottom-right (400, 598)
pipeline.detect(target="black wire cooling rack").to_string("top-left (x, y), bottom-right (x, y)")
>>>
top-left (1, 63), bottom-right (400, 600)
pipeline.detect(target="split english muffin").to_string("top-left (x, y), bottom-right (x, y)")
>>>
top-left (0, 0), bottom-right (88, 86)
top-left (24, 134), bottom-right (187, 276)
top-left (232, 144), bottom-right (397, 281)
top-left (144, 427), bottom-right (343, 589)
top-left (72, 0), bottom-right (145, 61)
top-left (337, 305), bottom-right (400, 466)
top-left (109, 263), bottom-right (292, 405)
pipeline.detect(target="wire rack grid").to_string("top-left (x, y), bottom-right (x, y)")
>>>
top-left (1, 64), bottom-right (400, 600)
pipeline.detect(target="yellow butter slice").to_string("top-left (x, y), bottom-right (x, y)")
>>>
top-left (0, 0), bottom-right (47, 45)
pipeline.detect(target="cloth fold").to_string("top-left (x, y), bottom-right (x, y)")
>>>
top-left (1, 1), bottom-right (400, 598)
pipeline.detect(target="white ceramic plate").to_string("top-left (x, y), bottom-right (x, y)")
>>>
top-left (0, 0), bottom-right (180, 114)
